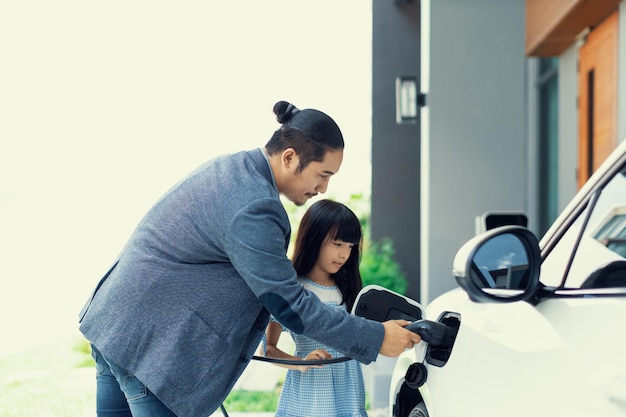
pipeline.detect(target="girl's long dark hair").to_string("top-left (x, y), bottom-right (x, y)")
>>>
top-left (292, 199), bottom-right (363, 311)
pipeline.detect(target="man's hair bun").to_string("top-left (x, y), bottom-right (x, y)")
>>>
top-left (265, 100), bottom-right (344, 154)
top-left (273, 101), bottom-right (301, 124)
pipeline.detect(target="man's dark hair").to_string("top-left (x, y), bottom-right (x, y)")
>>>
top-left (265, 101), bottom-right (344, 171)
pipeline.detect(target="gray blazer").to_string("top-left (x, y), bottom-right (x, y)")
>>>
top-left (78, 148), bottom-right (384, 417)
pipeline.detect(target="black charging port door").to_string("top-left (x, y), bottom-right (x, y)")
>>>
top-left (352, 285), bottom-right (424, 322)
top-left (425, 311), bottom-right (461, 367)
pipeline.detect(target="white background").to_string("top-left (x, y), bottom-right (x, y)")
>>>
top-left (0, 1), bottom-right (372, 354)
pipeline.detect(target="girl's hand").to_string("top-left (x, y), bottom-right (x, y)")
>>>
top-left (298, 349), bottom-right (332, 372)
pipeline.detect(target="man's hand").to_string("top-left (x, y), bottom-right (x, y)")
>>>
top-left (379, 320), bottom-right (422, 357)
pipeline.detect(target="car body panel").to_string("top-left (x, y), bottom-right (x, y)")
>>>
top-left (389, 140), bottom-right (626, 417)
top-left (419, 291), bottom-right (626, 416)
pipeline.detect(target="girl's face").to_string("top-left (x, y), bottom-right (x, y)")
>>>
top-left (316, 235), bottom-right (355, 275)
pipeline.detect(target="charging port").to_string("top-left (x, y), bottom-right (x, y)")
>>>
top-left (425, 312), bottom-right (460, 367)
top-left (405, 362), bottom-right (428, 389)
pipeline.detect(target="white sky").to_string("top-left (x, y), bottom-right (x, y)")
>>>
top-left (0, 1), bottom-right (372, 354)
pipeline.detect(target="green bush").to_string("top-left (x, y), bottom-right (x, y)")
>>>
top-left (222, 389), bottom-right (279, 412)
top-left (360, 238), bottom-right (408, 295)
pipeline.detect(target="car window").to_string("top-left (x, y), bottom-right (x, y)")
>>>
top-left (541, 165), bottom-right (626, 289)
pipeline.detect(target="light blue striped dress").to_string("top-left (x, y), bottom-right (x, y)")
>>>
top-left (271, 277), bottom-right (368, 417)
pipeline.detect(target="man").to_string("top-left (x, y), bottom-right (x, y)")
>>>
top-left (79, 100), bottom-right (421, 417)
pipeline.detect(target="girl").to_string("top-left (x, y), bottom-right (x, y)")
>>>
top-left (263, 199), bottom-right (368, 417)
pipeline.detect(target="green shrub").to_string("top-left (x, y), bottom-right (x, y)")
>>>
top-left (360, 238), bottom-right (408, 295)
top-left (222, 389), bottom-right (279, 412)
top-left (73, 337), bottom-right (95, 368)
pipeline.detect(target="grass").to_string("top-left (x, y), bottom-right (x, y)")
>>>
top-left (0, 337), bottom-right (279, 416)
top-left (0, 338), bottom-right (379, 416)
top-left (0, 339), bottom-right (95, 417)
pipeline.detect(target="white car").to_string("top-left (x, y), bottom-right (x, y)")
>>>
top-left (370, 140), bottom-right (626, 416)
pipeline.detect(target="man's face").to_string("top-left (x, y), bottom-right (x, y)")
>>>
top-left (280, 149), bottom-right (343, 206)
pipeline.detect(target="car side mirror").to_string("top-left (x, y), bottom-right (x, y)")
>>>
top-left (452, 226), bottom-right (541, 303)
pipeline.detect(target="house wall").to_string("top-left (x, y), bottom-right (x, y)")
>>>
top-left (420, 0), bottom-right (527, 303)
top-left (557, 46), bottom-right (579, 211)
top-left (371, 0), bottom-right (422, 301)
top-left (619, 2), bottom-right (626, 143)
top-left (555, 1), bottom-right (626, 213)
top-left (373, 0), bottom-right (624, 306)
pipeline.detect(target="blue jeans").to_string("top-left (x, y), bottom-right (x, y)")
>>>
top-left (91, 345), bottom-right (178, 417)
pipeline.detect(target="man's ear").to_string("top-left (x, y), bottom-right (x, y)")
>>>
top-left (281, 148), bottom-right (298, 168)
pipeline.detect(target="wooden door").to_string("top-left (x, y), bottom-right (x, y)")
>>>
top-left (578, 11), bottom-right (618, 188)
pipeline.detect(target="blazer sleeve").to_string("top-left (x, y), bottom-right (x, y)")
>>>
top-left (224, 197), bottom-right (384, 364)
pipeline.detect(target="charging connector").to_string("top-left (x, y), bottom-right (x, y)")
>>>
top-left (406, 320), bottom-right (455, 347)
